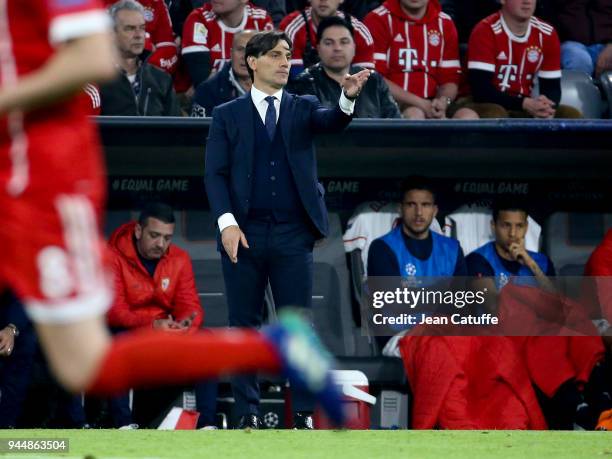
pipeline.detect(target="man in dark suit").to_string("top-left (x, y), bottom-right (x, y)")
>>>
top-left (205, 30), bottom-right (370, 429)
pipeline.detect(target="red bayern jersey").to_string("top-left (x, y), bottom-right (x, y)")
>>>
top-left (467, 12), bottom-right (561, 98)
top-left (279, 8), bottom-right (374, 68)
top-left (0, 0), bottom-right (109, 190)
top-left (182, 3), bottom-right (273, 71)
top-left (364, 0), bottom-right (461, 99)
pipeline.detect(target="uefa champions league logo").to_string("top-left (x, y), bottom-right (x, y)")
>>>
top-left (405, 263), bottom-right (417, 277)
top-left (403, 263), bottom-right (419, 288)
top-left (263, 411), bottom-right (279, 428)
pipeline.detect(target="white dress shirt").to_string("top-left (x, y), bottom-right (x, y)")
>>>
top-left (217, 85), bottom-right (356, 232)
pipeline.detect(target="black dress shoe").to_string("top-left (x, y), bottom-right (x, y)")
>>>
top-left (237, 414), bottom-right (261, 429)
top-left (293, 412), bottom-right (314, 430)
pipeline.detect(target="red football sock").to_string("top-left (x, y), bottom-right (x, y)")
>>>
top-left (87, 328), bottom-right (281, 395)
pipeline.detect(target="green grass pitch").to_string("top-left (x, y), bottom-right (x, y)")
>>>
top-left (0, 430), bottom-right (611, 459)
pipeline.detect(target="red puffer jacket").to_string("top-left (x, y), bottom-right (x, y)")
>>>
top-left (107, 222), bottom-right (203, 330)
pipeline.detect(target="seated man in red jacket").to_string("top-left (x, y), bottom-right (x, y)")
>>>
top-left (106, 202), bottom-right (214, 428)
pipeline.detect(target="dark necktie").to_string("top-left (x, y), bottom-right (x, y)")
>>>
top-left (264, 95), bottom-right (277, 140)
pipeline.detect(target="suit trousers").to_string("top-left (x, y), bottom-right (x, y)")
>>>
top-left (221, 216), bottom-right (317, 420)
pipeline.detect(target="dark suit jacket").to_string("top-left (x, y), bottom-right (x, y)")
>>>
top-left (204, 90), bottom-right (352, 238)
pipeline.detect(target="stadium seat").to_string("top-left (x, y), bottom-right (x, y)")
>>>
top-left (312, 213), bottom-right (357, 356)
top-left (173, 211), bottom-right (219, 260)
top-left (444, 204), bottom-right (541, 255)
top-left (599, 71), bottom-right (612, 119)
top-left (191, 258), bottom-right (228, 328)
top-left (545, 212), bottom-right (612, 269)
top-left (556, 263), bottom-right (587, 300)
top-left (558, 264), bottom-right (586, 276)
top-left (545, 70), bottom-right (606, 119)
top-left (347, 249), bottom-right (381, 357)
top-left (182, 210), bottom-right (218, 241)
top-left (104, 210), bottom-right (133, 237)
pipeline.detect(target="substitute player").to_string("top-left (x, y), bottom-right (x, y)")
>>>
top-left (0, 0), bottom-right (343, 427)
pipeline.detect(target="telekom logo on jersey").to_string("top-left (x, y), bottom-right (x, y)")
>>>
top-left (398, 49), bottom-right (418, 72)
top-left (497, 64), bottom-right (518, 91)
top-left (398, 48), bottom-right (443, 73)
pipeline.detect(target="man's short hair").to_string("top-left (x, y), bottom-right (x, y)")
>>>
top-left (316, 16), bottom-right (354, 43)
top-left (400, 176), bottom-right (437, 203)
top-left (491, 197), bottom-right (530, 222)
top-left (232, 29), bottom-right (257, 49)
top-left (138, 202), bottom-right (176, 226)
top-left (109, 0), bottom-right (145, 25)
top-left (244, 31), bottom-right (293, 80)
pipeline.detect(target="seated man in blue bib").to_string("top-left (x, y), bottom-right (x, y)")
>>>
top-left (466, 198), bottom-right (610, 430)
top-left (465, 198), bottom-right (555, 293)
top-left (365, 178), bottom-right (540, 430)
top-left (367, 176), bottom-right (467, 350)
top-left (368, 177), bottom-right (466, 279)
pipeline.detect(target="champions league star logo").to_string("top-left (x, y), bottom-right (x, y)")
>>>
top-left (263, 411), bottom-right (279, 428)
top-left (405, 263), bottom-right (417, 276)
top-left (403, 263), bottom-right (419, 288)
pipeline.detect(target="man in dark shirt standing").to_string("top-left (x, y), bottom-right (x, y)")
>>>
top-left (292, 17), bottom-right (400, 119)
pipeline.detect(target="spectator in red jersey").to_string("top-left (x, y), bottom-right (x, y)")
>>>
top-left (103, 0), bottom-right (179, 74)
top-left (100, 0), bottom-right (181, 115)
top-left (181, 0), bottom-right (273, 87)
top-left (364, 0), bottom-right (478, 119)
top-left (280, 0), bottom-right (375, 77)
top-left (466, 0), bottom-right (581, 118)
top-left (193, 0), bottom-right (287, 26)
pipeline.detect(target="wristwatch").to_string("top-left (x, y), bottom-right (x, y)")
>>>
top-left (6, 323), bottom-right (19, 337)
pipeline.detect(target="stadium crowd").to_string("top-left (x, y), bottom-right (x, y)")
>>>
top-left (1, 0), bottom-right (611, 432)
top-left (86, 0), bottom-right (612, 118)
